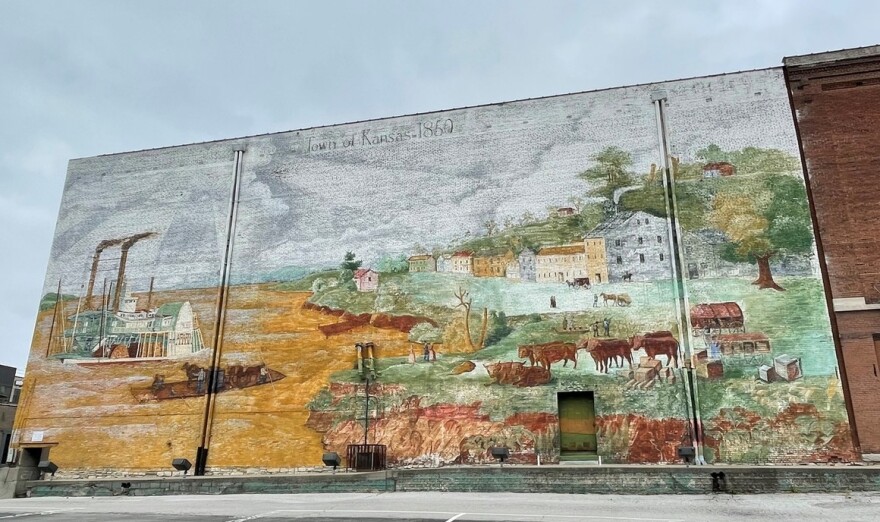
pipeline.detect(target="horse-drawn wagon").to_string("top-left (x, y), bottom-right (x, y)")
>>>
top-left (690, 302), bottom-right (744, 334)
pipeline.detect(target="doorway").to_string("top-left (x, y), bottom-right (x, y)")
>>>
top-left (558, 391), bottom-right (597, 460)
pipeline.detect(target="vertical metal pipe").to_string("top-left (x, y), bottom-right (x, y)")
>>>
top-left (196, 147), bottom-right (245, 475)
top-left (652, 92), bottom-right (704, 463)
top-left (363, 377), bottom-right (371, 446)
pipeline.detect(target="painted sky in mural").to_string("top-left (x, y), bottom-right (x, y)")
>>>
top-left (43, 70), bottom-right (804, 295)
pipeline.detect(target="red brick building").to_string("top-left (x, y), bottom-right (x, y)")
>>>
top-left (785, 45), bottom-right (880, 459)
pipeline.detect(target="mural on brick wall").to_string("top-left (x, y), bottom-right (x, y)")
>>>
top-left (19, 69), bottom-right (853, 474)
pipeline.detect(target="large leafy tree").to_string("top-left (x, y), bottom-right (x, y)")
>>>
top-left (579, 146), bottom-right (636, 200)
top-left (710, 174), bottom-right (813, 291)
top-left (695, 145), bottom-right (799, 174)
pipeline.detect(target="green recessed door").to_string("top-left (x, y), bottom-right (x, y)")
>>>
top-left (559, 392), bottom-right (597, 454)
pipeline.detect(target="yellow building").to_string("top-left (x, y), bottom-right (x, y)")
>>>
top-left (536, 243), bottom-right (588, 283)
top-left (473, 251), bottom-right (515, 277)
top-left (584, 237), bottom-right (609, 283)
top-left (408, 254), bottom-right (436, 272)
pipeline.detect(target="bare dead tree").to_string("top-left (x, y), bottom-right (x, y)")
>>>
top-left (453, 287), bottom-right (489, 350)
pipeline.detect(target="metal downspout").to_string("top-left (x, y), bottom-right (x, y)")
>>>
top-left (195, 146), bottom-right (245, 475)
top-left (651, 91), bottom-right (705, 465)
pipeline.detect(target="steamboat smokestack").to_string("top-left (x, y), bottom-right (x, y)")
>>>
top-left (113, 232), bottom-right (155, 312)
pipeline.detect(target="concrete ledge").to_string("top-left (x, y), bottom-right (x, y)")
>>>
top-left (832, 297), bottom-right (880, 312)
top-left (27, 471), bottom-right (393, 497)
top-left (26, 465), bottom-right (880, 497)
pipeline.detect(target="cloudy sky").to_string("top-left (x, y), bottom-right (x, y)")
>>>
top-left (2, 0), bottom-right (877, 372)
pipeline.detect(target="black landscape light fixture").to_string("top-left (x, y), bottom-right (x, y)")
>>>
top-left (677, 446), bottom-right (696, 465)
top-left (710, 471), bottom-right (727, 493)
top-left (37, 460), bottom-right (58, 476)
top-left (172, 458), bottom-right (193, 475)
top-left (322, 452), bottom-right (342, 472)
top-left (490, 447), bottom-right (509, 465)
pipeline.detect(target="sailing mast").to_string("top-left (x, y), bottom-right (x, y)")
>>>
top-left (67, 284), bottom-right (85, 354)
top-left (45, 279), bottom-right (62, 357)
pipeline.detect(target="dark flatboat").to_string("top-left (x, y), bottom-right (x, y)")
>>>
top-left (130, 365), bottom-right (285, 402)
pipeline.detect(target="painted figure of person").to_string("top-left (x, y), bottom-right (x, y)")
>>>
top-left (430, 344), bottom-right (437, 362)
top-left (603, 317), bottom-right (611, 336)
top-left (550, 295), bottom-right (557, 308)
top-left (259, 365), bottom-right (269, 384)
top-left (709, 336), bottom-right (721, 359)
top-left (592, 321), bottom-right (600, 337)
top-left (561, 316), bottom-right (569, 331)
top-left (408, 344), bottom-right (417, 364)
top-left (152, 373), bottom-right (165, 393)
top-left (196, 367), bottom-right (206, 394)
top-left (593, 294), bottom-right (599, 308)
top-left (423, 342), bottom-right (431, 361)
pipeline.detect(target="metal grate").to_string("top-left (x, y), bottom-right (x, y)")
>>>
top-left (346, 444), bottom-right (387, 471)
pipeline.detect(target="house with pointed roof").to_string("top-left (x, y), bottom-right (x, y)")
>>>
top-left (353, 268), bottom-right (379, 292)
top-left (450, 251), bottom-right (474, 275)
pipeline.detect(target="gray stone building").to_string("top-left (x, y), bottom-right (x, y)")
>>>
top-left (586, 211), bottom-right (672, 283)
top-left (518, 249), bottom-right (537, 282)
top-left (681, 229), bottom-right (750, 279)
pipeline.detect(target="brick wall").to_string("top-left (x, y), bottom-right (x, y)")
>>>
top-left (786, 48), bottom-right (880, 454)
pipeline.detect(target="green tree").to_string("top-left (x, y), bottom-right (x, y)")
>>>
top-left (710, 174), bottom-right (812, 291)
top-left (376, 254), bottom-right (408, 273)
top-left (484, 311), bottom-right (513, 346)
top-left (695, 145), bottom-right (799, 174)
top-left (339, 251), bottom-right (362, 289)
top-left (579, 146), bottom-right (636, 200)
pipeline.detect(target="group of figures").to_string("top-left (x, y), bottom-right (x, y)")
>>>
top-left (562, 316), bottom-right (613, 337)
top-left (408, 342), bottom-right (437, 364)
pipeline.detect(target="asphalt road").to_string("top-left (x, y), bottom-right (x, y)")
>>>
top-left (1, 491), bottom-right (879, 521)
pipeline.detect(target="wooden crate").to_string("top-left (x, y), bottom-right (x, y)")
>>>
top-left (758, 364), bottom-right (777, 383)
top-left (773, 355), bottom-right (802, 382)
top-left (696, 360), bottom-right (724, 379)
top-left (634, 367), bottom-right (657, 383)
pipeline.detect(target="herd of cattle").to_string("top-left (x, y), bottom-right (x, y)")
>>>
top-left (483, 331), bottom-right (680, 387)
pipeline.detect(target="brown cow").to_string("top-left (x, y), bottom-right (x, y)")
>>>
top-left (518, 342), bottom-right (578, 369)
top-left (631, 333), bottom-right (680, 368)
top-left (484, 362), bottom-right (551, 387)
top-left (577, 338), bottom-right (632, 373)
